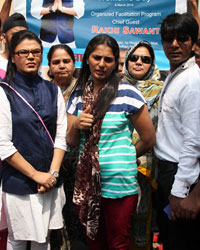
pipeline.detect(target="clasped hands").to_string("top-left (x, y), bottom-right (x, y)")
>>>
top-left (51, 0), bottom-right (63, 13)
top-left (32, 171), bottom-right (57, 194)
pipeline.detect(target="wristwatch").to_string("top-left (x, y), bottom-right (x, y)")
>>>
top-left (49, 170), bottom-right (59, 178)
top-left (49, 6), bottom-right (54, 13)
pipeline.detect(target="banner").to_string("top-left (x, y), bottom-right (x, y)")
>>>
top-left (13, 0), bottom-right (187, 70)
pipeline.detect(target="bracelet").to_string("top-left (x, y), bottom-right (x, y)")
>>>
top-left (49, 170), bottom-right (59, 178)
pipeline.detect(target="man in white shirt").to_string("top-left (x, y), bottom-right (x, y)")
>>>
top-left (154, 12), bottom-right (200, 250)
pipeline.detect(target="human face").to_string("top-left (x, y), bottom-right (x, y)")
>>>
top-left (118, 49), bottom-right (127, 79)
top-left (49, 48), bottom-right (75, 87)
top-left (162, 33), bottom-right (195, 72)
top-left (12, 39), bottom-right (42, 78)
top-left (2, 26), bottom-right (27, 54)
top-left (128, 46), bottom-right (152, 80)
top-left (195, 45), bottom-right (200, 68)
top-left (88, 44), bottom-right (116, 86)
top-left (6, 26), bottom-right (27, 44)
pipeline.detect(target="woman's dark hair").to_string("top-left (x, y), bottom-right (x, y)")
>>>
top-left (47, 44), bottom-right (75, 79)
top-left (6, 30), bottom-right (43, 82)
top-left (77, 34), bottom-right (120, 121)
top-left (160, 13), bottom-right (199, 44)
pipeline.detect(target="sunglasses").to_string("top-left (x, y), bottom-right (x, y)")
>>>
top-left (162, 35), bottom-right (189, 43)
top-left (129, 54), bottom-right (152, 64)
top-left (14, 49), bottom-right (42, 58)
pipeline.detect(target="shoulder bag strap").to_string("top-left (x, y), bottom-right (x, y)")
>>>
top-left (0, 81), bottom-right (54, 146)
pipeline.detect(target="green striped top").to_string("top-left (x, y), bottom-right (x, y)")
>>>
top-left (67, 81), bottom-right (145, 198)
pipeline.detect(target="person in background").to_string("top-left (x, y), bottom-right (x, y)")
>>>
top-left (31, 0), bottom-right (85, 48)
top-left (0, 29), bottom-right (67, 249)
top-left (47, 44), bottom-right (88, 250)
top-left (188, 0), bottom-right (200, 67)
top-left (118, 48), bottom-right (127, 79)
top-left (123, 40), bottom-right (163, 250)
top-left (0, 12), bottom-right (28, 80)
top-left (66, 33), bottom-right (156, 250)
top-left (154, 13), bottom-right (200, 250)
top-left (48, 44), bottom-right (76, 103)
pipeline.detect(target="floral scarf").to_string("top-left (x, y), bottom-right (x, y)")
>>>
top-left (73, 80), bottom-right (106, 240)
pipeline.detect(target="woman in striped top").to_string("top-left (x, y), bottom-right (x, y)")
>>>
top-left (66, 34), bottom-right (156, 250)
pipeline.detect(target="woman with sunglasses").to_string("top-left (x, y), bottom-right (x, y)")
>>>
top-left (66, 34), bottom-right (156, 250)
top-left (0, 30), bottom-right (67, 249)
top-left (123, 40), bottom-right (163, 250)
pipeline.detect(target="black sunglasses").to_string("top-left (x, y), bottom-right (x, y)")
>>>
top-left (129, 54), bottom-right (152, 64)
top-left (162, 35), bottom-right (189, 43)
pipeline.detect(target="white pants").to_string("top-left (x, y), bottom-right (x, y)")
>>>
top-left (7, 232), bottom-right (50, 250)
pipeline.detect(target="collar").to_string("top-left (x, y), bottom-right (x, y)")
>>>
top-left (170, 56), bottom-right (196, 76)
top-left (15, 71), bottom-right (41, 87)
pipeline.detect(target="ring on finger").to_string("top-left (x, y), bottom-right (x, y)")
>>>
top-left (51, 179), bottom-right (56, 185)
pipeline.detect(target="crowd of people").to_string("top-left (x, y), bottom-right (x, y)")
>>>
top-left (1, 0), bottom-right (200, 250)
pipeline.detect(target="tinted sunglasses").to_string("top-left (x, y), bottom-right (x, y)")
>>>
top-left (129, 54), bottom-right (152, 64)
top-left (162, 35), bottom-right (189, 43)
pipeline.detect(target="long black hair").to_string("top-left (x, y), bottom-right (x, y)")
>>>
top-left (77, 34), bottom-right (120, 121)
top-left (6, 30), bottom-right (43, 83)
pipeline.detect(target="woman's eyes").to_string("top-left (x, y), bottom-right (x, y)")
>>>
top-left (93, 55), bottom-right (114, 63)
top-left (52, 59), bottom-right (71, 65)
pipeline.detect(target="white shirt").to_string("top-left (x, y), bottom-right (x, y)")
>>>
top-left (154, 57), bottom-right (200, 198)
top-left (0, 54), bottom-right (8, 80)
top-left (0, 86), bottom-right (67, 161)
top-left (31, 0), bottom-right (85, 19)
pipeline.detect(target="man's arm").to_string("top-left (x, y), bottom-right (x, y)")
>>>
top-left (169, 74), bottom-right (200, 220)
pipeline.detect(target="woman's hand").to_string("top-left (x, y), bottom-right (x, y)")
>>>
top-left (32, 171), bottom-right (57, 191)
top-left (67, 105), bottom-right (94, 147)
top-left (5, 152), bottom-right (57, 190)
top-left (56, 0), bottom-right (63, 12)
top-left (74, 105), bottom-right (94, 130)
top-left (37, 185), bottom-right (47, 193)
